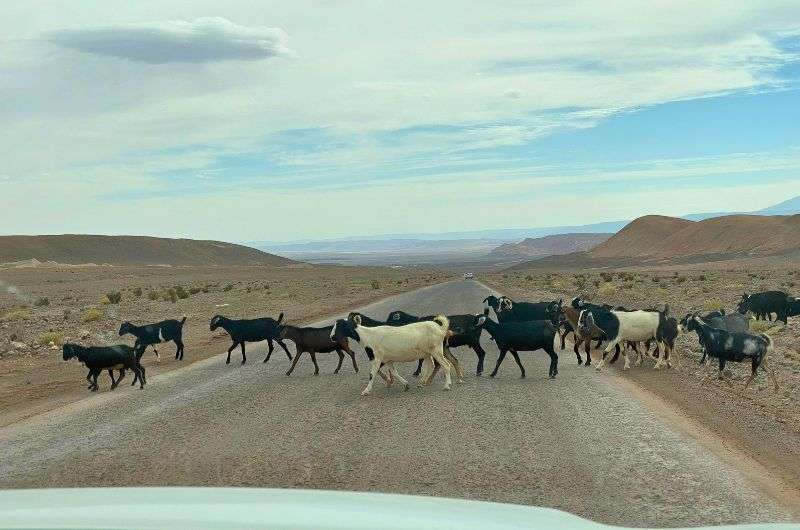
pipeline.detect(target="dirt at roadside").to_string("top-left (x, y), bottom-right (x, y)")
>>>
top-left (0, 264), bottom-right (452, 426)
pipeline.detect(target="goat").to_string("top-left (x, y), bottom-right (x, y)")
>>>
top-left (560, 305), bottom-right (604, 366)
top-left (737, 291), bottom-right (791, 324)
top-left (119, 316), bottom-right (187, 361)
top-left (683, 317), bottom-right (778, 393)
top-left (280, 324), bottom-right (359, 376)
top-left (589, 309), bottom-right (663, 371)
top-left (679, 310), bottom-right (751, 364)
top-left (331, 315), bottom-right (452, 396)
top-left (476, 311), bottom-right (559, 379)
top-left (209, 313), bottom-right (290, 365)
top-left (484, 295), bottom-right (562, 324)
top-left (387, 310), bottom-right (480, 377)
top-left (63, 343), bottom-right (145, 391)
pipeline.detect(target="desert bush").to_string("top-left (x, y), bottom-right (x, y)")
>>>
top-left (174, 286), bottom-right (189, 299)
top-left (592, 279), bottom-right (600, 288)
top-left (696, 274), bottom-right (708, 281)
top-left (81, 308), bottom-right (104, 322)
top-left (223, 283), bottom-right (234, 292)
top-left (147, 291), bottom-right (160, 301)
top-left (2, 309), bottom-right (30, 322)
top-left (163, 288), bottom-right (178, 303)
top-left (33, 297), bottom-right (50, 307)
top-left (132, 287), bottom-right (143, 298)
top-left (622, 283), bottom-right (634, 290)
top-left (750, 320), bottom-right (781, 334)
top-left (701, 298), bottom-right (724, 312)
top-left (525, 275), bottom-right (533, 281)
top-left (600, 271), bottom-right (613, 282)
top-left (550, 277), bottom-right (567, 290)
top-left (675, 276), bottom-right (687, 284)
top-left (598, 282), bottom-right (617, 297)
top-left (63, 308), bottom-right (71, 320)
top-left (575, 276), bottom-right (587, 290)
top-left (37, 331), bottom-right (64, 346)
top-left (189, 287), bottom-right (202, 295)
top-left (651, 276), bottom-right (661, 283)
top-left (371, 280), bottom-right (381, 290)
top-left (106, 291), bottom-right (122, 304)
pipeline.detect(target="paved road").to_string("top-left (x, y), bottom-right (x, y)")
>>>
top-left (0, 280), bottom-right (794, 527)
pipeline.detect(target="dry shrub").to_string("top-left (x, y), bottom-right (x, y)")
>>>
top-left (701, 298), bottom-right (724, 312)
top-left (147, 291), bottom-right (160, 301)
top-left (81, 308), bottom-right (104, 322)
top-left (598, 282), bottom-right (617, 297)
top-left (33, 297), bottom-right (50, 307)
top-left (106, 291), bottom-right (122, 304)
top-left (37, 331), bottom-right (64, 346)
top-left (3, 309), bottom-right (31, 322)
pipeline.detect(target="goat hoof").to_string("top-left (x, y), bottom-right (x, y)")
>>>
top-left (443, 386), bottom-right (451, 391)
top-left (360, 390), bottom-right (370, 396)
top-left (520, 374), bottom-right (526, 379)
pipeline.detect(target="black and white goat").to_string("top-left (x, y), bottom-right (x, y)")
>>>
top-left (679, 310), bottom-right (751, 364)
top-left (209, 313), bottom-right (290, 365)
top-left (63, 343), bottom-right (146, 391)
top-left (119, 317), bottom-right (187, 361)
top-left (331, 315), bottom-right (453, 395)
top-left (683, 316), bottom-right (778, 392)
top-left (586, 308), bottom-right (664, 371)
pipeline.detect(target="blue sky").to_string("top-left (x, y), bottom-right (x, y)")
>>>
top-left (1, 2), bottom-right (800, 242)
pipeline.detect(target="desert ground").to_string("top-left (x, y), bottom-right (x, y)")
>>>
top-left (1, 278), bottom-right (799, 528)
top-left (0, 264), bottom-right (451, 425)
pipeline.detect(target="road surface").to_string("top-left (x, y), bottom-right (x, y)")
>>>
top-left (0, 280), bottom-right (796, 527)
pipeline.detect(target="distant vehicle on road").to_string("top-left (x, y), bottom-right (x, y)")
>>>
top-left (463, 272), bottom-right (474, 280)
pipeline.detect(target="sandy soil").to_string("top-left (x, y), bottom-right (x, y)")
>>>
top-left (482, 265), bottom-right (800, 495)
top-left (0, 264), bottom-right (452, 425)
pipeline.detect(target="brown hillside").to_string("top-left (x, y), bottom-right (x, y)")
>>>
top-left (590, 215), bottom-right (693, 258)
top-left (490, 233), bottom-right (611, 260)
top-left (651, 214), bottom-right (800, 259)
top-left (0, 235), bottom-right (293, 267)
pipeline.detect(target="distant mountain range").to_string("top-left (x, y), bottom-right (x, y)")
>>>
top-left (257, 195), bottom-right (800, 266)
top-left (0, 235), bottom-right (292, 267)
top-left (512, 213), bottom-right (800, 269)
top-left (488, 233), bottom-right (612, 261)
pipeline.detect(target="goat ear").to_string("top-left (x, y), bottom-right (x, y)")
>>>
top-left (477, 316), bottom-right (486, 326)
top-left (483, 307), bottom-right (490, 316)
top-left (663, 303), bottom-right (670, 316)
top-left (353, 314), bottom-right (362, 326)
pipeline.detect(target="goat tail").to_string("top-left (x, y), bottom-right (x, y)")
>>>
top-left (180, 315), bottom-right (187, 326)
top-left (277, 312), bottom-right (284, 323)
top-left (432, 315), bottom-right (450, 331)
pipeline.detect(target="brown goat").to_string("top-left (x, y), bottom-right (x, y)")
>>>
top-left (560, 306), bottom-right (605, 366)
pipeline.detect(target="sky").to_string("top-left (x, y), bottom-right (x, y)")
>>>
top-left (2, 1), bottom-right (800, 242)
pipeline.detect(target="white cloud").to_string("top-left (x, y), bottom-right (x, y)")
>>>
top-left (45, 17), bottom-right (291, 63)
top-left (0, 1), bottom-right (799, 238)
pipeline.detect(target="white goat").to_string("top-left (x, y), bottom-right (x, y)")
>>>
top-left (331, 315), bottom-right (453, 395)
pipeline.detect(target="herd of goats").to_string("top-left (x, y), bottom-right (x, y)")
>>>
top-left (62, 288), bottom-right (798, 396)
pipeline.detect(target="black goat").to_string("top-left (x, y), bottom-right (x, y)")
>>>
top-left (348, 312), bottom-right (390, 327)
top-left (679, 310), bottom-right (751, 364)
top-left (209, 313), bottom-right (290, 365)
top-left (485, 295), bottom-right (562, 324)
top-left (63, 343), bottom-right (145, 391)
top-left (119, 317), bottom-right (187, 361)
top-left (476, 313), bottom-right (559, 379)
top-left (387, 310), bottom-right (487, 376)
top-left (280, 324), bottom-right (358, 376)
top-left (737, 291), bottom-right (791, 324)
top-left (683, 317), bottom-right (778, 392)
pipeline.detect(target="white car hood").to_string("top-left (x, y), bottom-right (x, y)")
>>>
top-left (0, 488), bottom-right (793, 530)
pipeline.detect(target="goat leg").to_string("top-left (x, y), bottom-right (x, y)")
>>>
top-left (333, 350), bottom-right (344, 374)
top-left (263, 338), bottom-right (275, 363)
